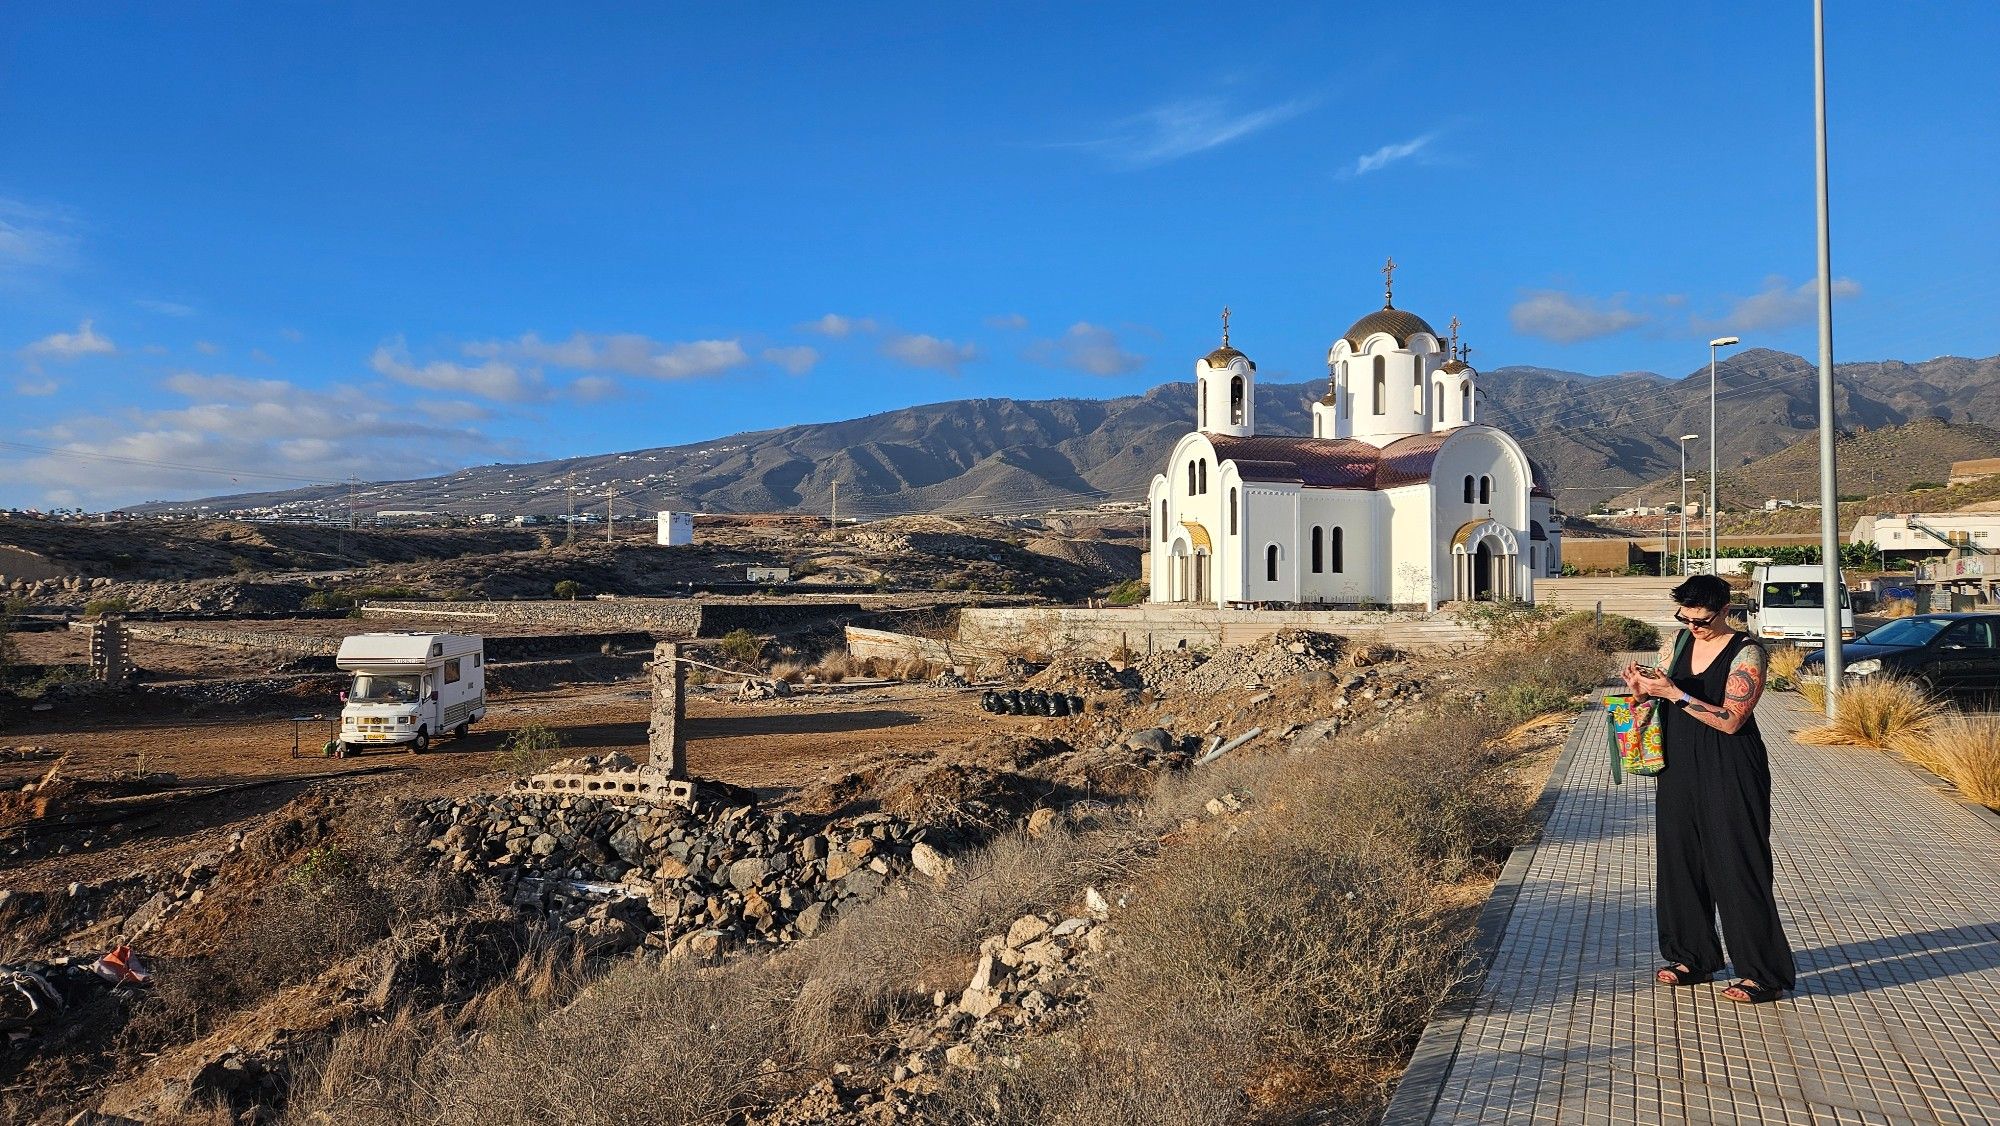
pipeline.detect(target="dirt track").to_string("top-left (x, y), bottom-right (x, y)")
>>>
top-left (0, 676), bottom-right (1015, 896)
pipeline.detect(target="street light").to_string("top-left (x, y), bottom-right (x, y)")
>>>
top-left (1813, 0), bottom-right (1843, 713)
top-left (1707, 336), bottom-right (1740, 573)
top-left (1679, 434), bottom-right (1699, 575)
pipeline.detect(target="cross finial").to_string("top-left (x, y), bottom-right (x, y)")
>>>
top-left (1448, 315), bottom-right (1461, 358)
top-left (1382, 257), bottom-right (1397, 307)
top-left (1220, 305), bottom-right (1231, 347)
top-left (1461, 343), bottom-right (1473, 365)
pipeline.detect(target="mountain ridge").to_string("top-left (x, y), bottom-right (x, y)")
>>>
top-left (131, 348), bottom-right (2000, 519)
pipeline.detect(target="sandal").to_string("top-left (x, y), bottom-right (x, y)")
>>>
top-left (1655, 964), bottom-right (1711, 987)
top-left (1721, 980), bottom-right (1785, 1004)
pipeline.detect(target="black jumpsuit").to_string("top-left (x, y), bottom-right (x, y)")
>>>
top-left (1656, 631), bottom-right (1796, 991)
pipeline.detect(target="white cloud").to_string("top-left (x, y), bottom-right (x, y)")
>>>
top-left (0, 197), bottom-right (79, 275)
top-left (1693, 275), bottom-right (1862, 335)
top-left (137, 298), bottom-right (195, 316)
top-left (14, 377), bottom-right (58, 396)
top-left (761, 345), bottom-right (819, 375)
top-left (1509, 291), bottom-right (1650, 343)
top-left (1076, 96), bottom-right (1312, 169)
top-left (985, 313), bottom-right (1029, 331)
top-left (568, 375), bottom-right (620, 401)
top-left (1350, 131), bottom-right (1439, 177)
top-left (1026, 322), bottom-right (1147, 376)
top-left (467, 331), bottom-right (751, 380)
top-left (371, 337), bottom-right (549, 402)
top-left (22, 319), bottom-right (117, 362)
top-left (194, 340), bottom-right (223, 356)
top-left (12, 372), bottom-right (511, 507)
top-left (881, 333), bottom-right (978, 375)
top-left (279, 328), bottom-right (305, 343)
top-left (799, 314), bottom-right (877, 338)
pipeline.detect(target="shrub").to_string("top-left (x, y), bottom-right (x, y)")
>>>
top-left (809, 649), bottom-right (852, 683)
top-left (553, 579), bottom-right (582, 601)
top-left (82, 595), bottom-right (132, 617)
top-left (1767, 645), bottom-right (1805, 691)
top-left (1797, 676), bottom-right (1942, 748)
top-left (1490, 682), bottom-right (1581, 725)
top-left (1893, 716), bottom-right (2000, 808)
top-left (1544, 611), bottom-right (1659, 654)
top-left (1104, 579), bottom-right (1146, 606)
top-left (768, 660), bottom-right (806, 684)
top-left (1878, 597), bottom-right (1918, 619)
top-left (0, 595), bottom-right (22, 685)
top-left (718, 629), bottom-right (761, 666)
top-left (496, 723), bottom-right (564, 775)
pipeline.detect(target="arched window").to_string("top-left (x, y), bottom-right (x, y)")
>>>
top-left (1531, 546), bottom-right (1539, 571)
top-left (1198, 379), bottom-right (1207, 429)
top-left (1266, 544), bottom-right (1280, 582)
top-left (1414, 358), bottom-right (1424, 391)
top-left (1464, 475), bottom-right (1475, 504)
top-left (1187, 461), bottom-right (1198, 495)
top-left (1462, 381), bottom-right (1472, 421)
top-left (1479, 475), bottom-right (1491, 504)
top-left (1230, 376), bottom-right (1245, 426)
top-left (1435, 382), bottom-right (1445, 423)
top-left (1372, 357), bottom-right (1386, 415)
top-left (1330, 527), bottom-right (1344, 573)
top-left (1197, 459), bottom-right (1208, 495)
top-left (1160, 499), bottom-right (1168, 542)
top-left (1228, 488), bottom-right (1238, 534)
top-left (1339, 362), bottom-right (1350, 420)
top-left (1311, 526), bottom-right (1324, 573)
top-left (1313, 414), bottom-right (1321, 438)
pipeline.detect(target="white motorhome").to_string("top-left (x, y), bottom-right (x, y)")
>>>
top-left (1748, 564), bottom-right (1856, 645)
top-left (334, 633), bottom-right (486, 755)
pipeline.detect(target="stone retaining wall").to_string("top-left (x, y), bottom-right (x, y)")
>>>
top-left (958, 605), bottom-right (1482, 658)
top-left (359, 598), bottom-right (862, 637)
top-left (77, 622), bottom-right (659, 660)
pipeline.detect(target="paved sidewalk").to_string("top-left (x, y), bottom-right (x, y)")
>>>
top-left (1386, 690), bottom-right (2000, 1125)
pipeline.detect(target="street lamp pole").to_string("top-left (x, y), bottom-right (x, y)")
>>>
top-left (1813, 0), bottom-right (1844, 712)
top-left (1678, 434), bottom-right (1698, 575)
top-left (1707, 337), bottom-right (1740, 573)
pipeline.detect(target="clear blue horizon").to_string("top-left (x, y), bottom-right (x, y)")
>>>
top-left (4, 2), bottom-right (1996, 508)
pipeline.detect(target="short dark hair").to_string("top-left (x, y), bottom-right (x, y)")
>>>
top-left (1671, 574), bottom-right (1733, 612)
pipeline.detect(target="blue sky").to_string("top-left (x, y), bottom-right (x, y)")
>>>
top-left (4, 2), bottom-right (1996, 509)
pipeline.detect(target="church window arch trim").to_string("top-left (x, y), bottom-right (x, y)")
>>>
top-left (1230, 376), bottom-right (1245, 426)
top-left (1372, 357), bottom-right (1386, 416)
top-left (1311, 526), bottom-right (1324, 573)
top-left (1265, 543), bottom-right (1282, 583)
top-left (1330, 526), bottom-right (1344, 573)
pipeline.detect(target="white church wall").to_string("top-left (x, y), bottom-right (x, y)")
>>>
top-left (1431, 428), bottom-right (1531, 533)
top-left (1243, 484), bottom-right (1301, 604)
top-left (1296, 490), bottom-right (1385, 604)
top-left (1146, 474), bottom-right (1170, 601)
top-left (1383, 484), bottom-right (1436, 608)
top-left (1218, 463), bottom-right (1246, 603)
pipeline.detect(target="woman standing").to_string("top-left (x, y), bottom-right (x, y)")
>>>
top-left (1621, 573), bottom-right (1796, 1004)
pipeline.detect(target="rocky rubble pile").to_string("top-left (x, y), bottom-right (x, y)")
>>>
top-left (1153, 628), bottom-right (1347, 697)
top-left (1024, 656), bottom-right (1138, 694)
top-left (421, 788), bottom-right (950, 959)
top-left (753, 900), bottom-right (1114, 1124)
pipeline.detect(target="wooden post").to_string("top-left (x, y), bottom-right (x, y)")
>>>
top-left (649, 641), bottom-right (688, 778)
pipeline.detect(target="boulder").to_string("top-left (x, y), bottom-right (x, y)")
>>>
top-left (1005, 914), bottom-right (1050, 948)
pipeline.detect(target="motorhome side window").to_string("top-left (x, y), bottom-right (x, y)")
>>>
top-left (444, 658), bottom-right (461, 685)
top-left (473, 654), bottom-right (482, 667)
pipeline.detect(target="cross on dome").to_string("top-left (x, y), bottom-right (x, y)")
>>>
top-left (1221, 305), bottom-right (1231, 347)
top-left (1381, 257), bottom-right (1397, 308)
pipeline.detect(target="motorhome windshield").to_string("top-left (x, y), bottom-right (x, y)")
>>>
top-left (349, 674), bottom-right (420, 702)
top-left (1761, 582), bottom-right (1850, 609)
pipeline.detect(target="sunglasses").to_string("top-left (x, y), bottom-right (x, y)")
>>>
top-left (1673, 608), bottom-right (1722, 627)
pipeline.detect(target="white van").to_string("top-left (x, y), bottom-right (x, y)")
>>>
top-left (334, 633), bottom-right (486, 755)
top-left (1748, 564), bottom-right (1856, 645)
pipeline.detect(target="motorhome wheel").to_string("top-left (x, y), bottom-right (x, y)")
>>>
top-left (454, 722), bottom-right (471, 739)
top-left (412, 729), bottom-right (430, 754)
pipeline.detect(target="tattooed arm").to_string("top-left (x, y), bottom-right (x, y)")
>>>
top-left (1680, 642), bottom-right (1767, 734)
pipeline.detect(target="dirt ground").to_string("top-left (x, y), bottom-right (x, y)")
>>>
top-left (0, 673), bottom-right (1022, 897)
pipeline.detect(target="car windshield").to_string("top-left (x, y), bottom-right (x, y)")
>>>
top-left (1762, 581), bottom-right (1849, 609)
top-left (1856, 618), bottom-right (1950, 648)
top-left (349, 674), bottom-right (420, 702)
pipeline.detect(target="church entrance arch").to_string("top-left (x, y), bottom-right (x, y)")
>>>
top-left (1178, 520), bottom-right (1215, 604)
top-left (1450, 519), bottom-right (1522, 603)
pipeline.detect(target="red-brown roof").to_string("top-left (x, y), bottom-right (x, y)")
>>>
top-left (1205, 430), bottom-right (1556, 498)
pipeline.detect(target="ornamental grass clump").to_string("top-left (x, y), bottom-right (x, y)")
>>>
top-left (1797, 675), bottom-right (1943, 749)
top-left (1894, 715), bottom-right (2000, 809)
top-left (1766, 646), bottom-right (1805, 691)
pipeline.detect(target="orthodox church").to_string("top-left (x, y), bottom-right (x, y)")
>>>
top-left (1147, 261), bottom-right (1561, 610)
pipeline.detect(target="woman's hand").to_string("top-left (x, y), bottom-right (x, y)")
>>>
top-left (1618, 662), bottom-right (1645, 694)
top-left (1632, 668), bottom-right (1678, 702)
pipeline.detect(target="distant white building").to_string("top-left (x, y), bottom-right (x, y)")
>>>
top-left (657, 511), bottom-right (695, 546)
top-left (1147, 265), bottom-right (1560, 611)
top-left (1855, 512), bottom-right (2000, 559)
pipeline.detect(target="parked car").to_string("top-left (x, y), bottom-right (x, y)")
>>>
top-left (1797, 613), bottom-right (2000, 700)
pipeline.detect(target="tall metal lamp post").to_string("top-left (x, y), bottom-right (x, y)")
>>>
top-left (1679, 433), bottom-right (1699, 575)
top-left (1813, 0), bottom-right (1844, 713)
top-left (1707, 336), bottom-right (1740, 573)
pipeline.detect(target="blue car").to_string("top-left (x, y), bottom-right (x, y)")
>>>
top-left (1798, 613), bottom-right (2000, 699)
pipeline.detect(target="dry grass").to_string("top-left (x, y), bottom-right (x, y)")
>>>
top-left (809, 648), bottom-right (853, 683)
top-left (1800, 678), bottom-right (1826, 712)
top-left (1878, 597), bottom-right (1919, 618)
top-left (767, 659), bottom-right (806, 684)
top-left (1893, 715), bottom-right (2000, 809)
top-left (1767, 645), bottom-right (1805, 690)
top-left (1797, 675), bottom-right (1943, 748)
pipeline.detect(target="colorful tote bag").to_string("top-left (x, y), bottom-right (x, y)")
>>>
top-left (1606, 629), bottom-right (1690, 784)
